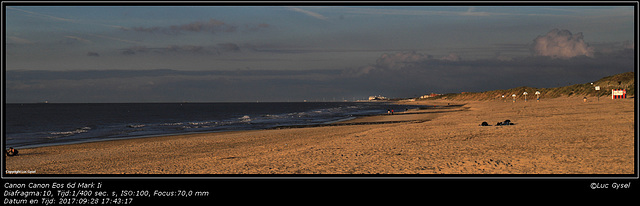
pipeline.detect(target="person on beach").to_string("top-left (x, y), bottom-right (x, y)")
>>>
top-left (6, 147), bottom-right (18, 156)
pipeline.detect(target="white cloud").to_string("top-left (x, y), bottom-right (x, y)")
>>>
top-left (8, 36), bottom-right (34, 44)
top-left (64, 35), bottom-right (92, 44)
top-left (531, 28), bottom-right (595, 59)
top-left (7, 6), bottom-right (75, 22)
top-left (461, 7), bottom-right (490, 16)
top-left (286, 7), bottom-right (328, 20)
top-left (439, 53), bottom-right (461, 61)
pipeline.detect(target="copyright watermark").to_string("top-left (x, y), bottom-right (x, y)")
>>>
top-left (5, 170), bottom-right (36, 174)
top-left (590, 182), bottom-right (631, 190)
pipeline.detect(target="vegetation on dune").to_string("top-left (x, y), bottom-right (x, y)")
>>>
top-left (427, 72), bottom-right (635, 101)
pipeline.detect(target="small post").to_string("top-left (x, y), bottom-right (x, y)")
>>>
top-left (535, 91), bottom-right (540, 102)
top-left (523, 92), bottom-right (528, 102)
top-left (512, 94), bottom-right (516, 103)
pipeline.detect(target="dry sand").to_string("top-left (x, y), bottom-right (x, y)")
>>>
top-left (5, 97), bottom-right (635, 175)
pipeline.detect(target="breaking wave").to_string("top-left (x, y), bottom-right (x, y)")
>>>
top-left (48, 127), bottom-right (92, 138)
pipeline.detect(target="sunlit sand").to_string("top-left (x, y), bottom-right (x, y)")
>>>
top-left (6, 97), bottom-right (634, 175)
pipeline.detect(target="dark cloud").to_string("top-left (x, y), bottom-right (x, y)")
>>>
top-left (174, 19), bottom-right (229, 32)
top-left (120, 45), bottom-right (151, 55)
top-left (5, 69), bottom-right (342, 103)
top-left (591, 40), bottom-right (635, 55)
top-left (345, 51), bottom-right (463, 76)
top-left (338, 29), bottom-right (631, 97)
top-left (6, 28), bottom-right (634, 103)
top-left (257, 23), bottom-right (270, 29)
top-left (6, 69), bottom-right (181, 81)
top-left (121, 49), bottom-right (136, 55)
top-left (60, 36), bottom-right (91, 45)
top-left (119, 43), bottom-right (241, 55)
top-left (340, 47), bottom-right (633, 98)
top-left (216, 43), bottom-right (241, 52)
top-left (167, 45), bottom-right (205, 53)
top-left (6, 46), bottom-right (632, 103)
top-left (375, 51), bottom-right (433, 70)
top-left (128, 26), bottom-right (163, 33)
top-left (121, 19), bottom-right (268, 35)
top-left (86, 52), bottom-right (100, 57)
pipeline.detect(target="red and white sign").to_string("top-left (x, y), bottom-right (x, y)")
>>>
top-left (612, 89), bottom-right (626, 99)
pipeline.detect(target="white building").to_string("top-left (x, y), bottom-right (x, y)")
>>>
top-left (368, 95), bottom-right (387, 101)
top-left (420, 93), bottom-right (441, 99)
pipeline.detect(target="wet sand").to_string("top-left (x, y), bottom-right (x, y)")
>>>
top-left (5, 97), bottom-right (635, 174)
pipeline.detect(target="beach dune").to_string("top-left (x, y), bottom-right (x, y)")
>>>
top-left (5, 97), bottom-right (635, 174)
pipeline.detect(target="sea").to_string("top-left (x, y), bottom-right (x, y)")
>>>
top-left (4, 102), bottom-right (427, 149)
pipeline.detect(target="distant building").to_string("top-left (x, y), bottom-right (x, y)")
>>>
top-left (420, 93), bottom-right (441, 99)
top-left (369, 95), bottom-right (387, 101)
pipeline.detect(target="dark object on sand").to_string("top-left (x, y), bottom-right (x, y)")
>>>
top-left (480, 120), bottom-right (514, 126)
top-left (496, 119), bottom-right (514, 126)
top-left (6, 147), bottom-right (19, 156)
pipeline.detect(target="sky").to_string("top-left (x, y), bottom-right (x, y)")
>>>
top-left (4, 3), bottom-right (637, 103)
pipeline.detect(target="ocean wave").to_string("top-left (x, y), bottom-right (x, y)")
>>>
top-left (177, 120), bottom-right (218, 129)
top-left (262, 114), bottom-right (284, 119)
top-left (48, 127), bottom-right (91, 138)
top-left (127, 124), bottom-right (146, 128)
top-left (187, 121), bottom-right (217, 126)
top-left (239, 115), bottom-right (251, 122)
top-left (160, 122), bottom-right (184, 126)
top-left (181, 125), bottom-right (217, 129)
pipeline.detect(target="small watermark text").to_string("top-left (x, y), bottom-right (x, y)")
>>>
top-left (590, 182), bottom-right (631, 190)
top-left (5, 170), bottom-right (36, 174)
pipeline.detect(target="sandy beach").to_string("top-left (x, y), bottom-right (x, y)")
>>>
top-left (5, 97), bottom-right (635, 175)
